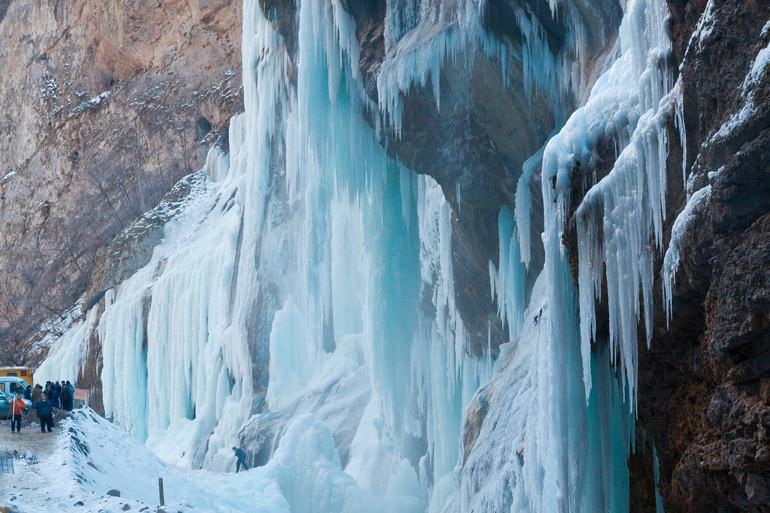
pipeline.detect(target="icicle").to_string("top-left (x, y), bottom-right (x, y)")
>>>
top-left (514, 131), bottom-right (557, 269)
top-left (673, 79), bottom-right (688, 194)
top-left (661, 185), bottom-right (711, 327)
top-left (490, 207), bottom-right (526, 339)
top-left (539, 0), bottom-right (677, 406)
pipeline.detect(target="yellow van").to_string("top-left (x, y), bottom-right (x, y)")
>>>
top-left (0, 367), bottom-right (33, 387)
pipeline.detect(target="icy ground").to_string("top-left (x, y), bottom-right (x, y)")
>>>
top-left (1, 408), bottom-right (421, 513)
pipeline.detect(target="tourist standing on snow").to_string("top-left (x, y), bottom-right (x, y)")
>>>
top-left (232, 447), bottom-right (250, 473)
top-left (31, 384), bottom-right (42, 403)
top-left (35, 393), bottom-right (54, 433)
top-left (50, 384), bottom-right (60, 409)
top-left (9, 393), bottom-right (26, 433)
top-left (61, 381), bottom-right (73, 411)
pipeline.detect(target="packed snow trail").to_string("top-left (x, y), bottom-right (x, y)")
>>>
top-left (1, 409), bottom-right (426, 513)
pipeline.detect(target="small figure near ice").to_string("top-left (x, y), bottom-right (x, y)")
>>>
top-left (9, 393), bottom-right (27, 433)
top-left (35, 392), bottom-right (55, 433)
top-left (232, 447), bottom-right (249, 473)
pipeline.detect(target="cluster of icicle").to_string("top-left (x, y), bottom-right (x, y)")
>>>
top-left (377, 0), bottom-right (594, 135)
top-left (37, 0), bottom-right (509, 510)
top-left (527, 0), bottom-right (675, 405)
top-left (458, 0), bottom-right (686, 511)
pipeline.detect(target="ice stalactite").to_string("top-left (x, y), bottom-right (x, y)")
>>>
top-left (377, 0), bottom-right (598, 136)
top-left (514, 143), bottom-right (546, 270)
top-left (673, 79), bottom-right (688, 193)
top-left (377, 0), bottom-right (499, 135)
top-left (488, 207), bottom-right (526, 340)
top-left (661, 184), bottom-right (711, 326)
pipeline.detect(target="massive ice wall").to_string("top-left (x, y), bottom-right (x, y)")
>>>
top-left (38, 0), bottom-right (500, 509)
top-left (35, 0), bottom-right (686, 510)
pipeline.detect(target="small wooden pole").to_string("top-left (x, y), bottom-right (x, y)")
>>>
top-left (158, 477), bottom-right (165, 506)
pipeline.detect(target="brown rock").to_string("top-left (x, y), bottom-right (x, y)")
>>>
top-left (0, 0), bottom-right (243, 366)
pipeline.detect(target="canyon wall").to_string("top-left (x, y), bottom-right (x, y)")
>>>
top-left (0, 0), bottom-right (243, 364)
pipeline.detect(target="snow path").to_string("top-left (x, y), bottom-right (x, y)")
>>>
top-left (0, 409), bottom-right (424, 513)
top-left (0, 409), bottom-right (252, 512)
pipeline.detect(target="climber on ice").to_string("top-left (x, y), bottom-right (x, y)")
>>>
top-left (232, 447), bottom-right (249, 473)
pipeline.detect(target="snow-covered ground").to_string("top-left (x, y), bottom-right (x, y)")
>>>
top-left (1, 408), bottom-right (423, 513)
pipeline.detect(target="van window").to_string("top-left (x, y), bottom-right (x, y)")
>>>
top-left (0, 383), bottom-right (4, 391)
top-left (6, 372), bottom-right (17, 377)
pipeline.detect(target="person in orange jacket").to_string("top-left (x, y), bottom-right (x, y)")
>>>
top-left (9, 393), bottom-right (26, 433)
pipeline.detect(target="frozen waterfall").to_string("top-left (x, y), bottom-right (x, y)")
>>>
top-left (37, 0), bottom-right (682, 510)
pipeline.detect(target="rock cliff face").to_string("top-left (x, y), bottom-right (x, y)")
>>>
top-left (0, 0), bottom-right (243, 364)
top-left (636, 0), bottom-right (770, 509)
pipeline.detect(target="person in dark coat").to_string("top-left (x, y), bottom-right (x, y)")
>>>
top-left (50, 386), bottom-right (60, 409)
top-left (232, 447), bottom-right (249, 473)
top-left (35, 393), bottom-right (55, 433)
top-left (68, 382), bottom-right (75, 409)
top-left (61, 382), bottom-right (74, 411)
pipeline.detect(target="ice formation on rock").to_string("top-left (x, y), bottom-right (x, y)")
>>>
top-left (554, 0), bottom-right (674, 404)
top-left (37, 0), bottom-right (688, 510)
top-left (662, 184), bottom-right (711, 326)
top-left (40, 0), bottom-right (495, 508)
top-left (456, 0), bottom-right (680, 510)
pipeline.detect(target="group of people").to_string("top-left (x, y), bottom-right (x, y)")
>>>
top-left (8, 380), bottom-right (76, 434)
top-left (34, 381), bottom-right (75, 411)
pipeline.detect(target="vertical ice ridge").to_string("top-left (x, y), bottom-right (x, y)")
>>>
top-left (489, 206), bottom-right (526, 341)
